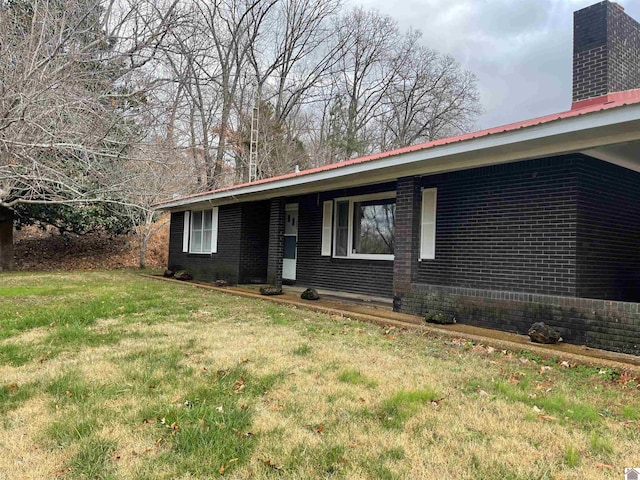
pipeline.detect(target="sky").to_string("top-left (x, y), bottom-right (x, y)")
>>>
top-left (347, 0), bottom-right (640, 130)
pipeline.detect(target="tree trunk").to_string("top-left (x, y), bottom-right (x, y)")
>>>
top-left (0, 207), bottom-right (14, 271)
top-left (139, 232), bottom-right (147, 269)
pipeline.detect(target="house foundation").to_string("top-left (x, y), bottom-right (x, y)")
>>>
top-left (398, 284), bottom-right (640, 355)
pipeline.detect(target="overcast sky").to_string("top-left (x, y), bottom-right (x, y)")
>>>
top-left (347, 0), bottom-right (640, 130)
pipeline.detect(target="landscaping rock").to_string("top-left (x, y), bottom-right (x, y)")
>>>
top-left (174, 270), bottom-right (193, 281)
top-left (425, 312), bottom-right (456, 325)
top-left (163, 269), bottom-right (175, 278)
top-left (300, 288), bottom-right (320, 300)
top-left (259, 286), bottom-right (283, 296)
top-left (214, 279), bottom-right (229, 287)
top-left (528, 322), bottom-right (562, 344)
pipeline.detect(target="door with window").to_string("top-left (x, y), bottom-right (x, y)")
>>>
top-left (283, 203), bottom-right (298, 281)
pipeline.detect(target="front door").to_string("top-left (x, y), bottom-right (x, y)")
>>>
top-left (283, 203), bottom-right (298, 281)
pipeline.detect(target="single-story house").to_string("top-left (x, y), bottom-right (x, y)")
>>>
top-left (157, 0), bottom-right (640, 355)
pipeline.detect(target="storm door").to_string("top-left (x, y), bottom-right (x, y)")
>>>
top-left (283, 203), bottom-right (298, 281)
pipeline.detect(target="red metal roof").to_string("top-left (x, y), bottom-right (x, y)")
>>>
top-left (158, 89), bottom-right (640, 206)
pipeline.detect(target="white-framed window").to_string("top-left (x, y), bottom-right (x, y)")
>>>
top-left (328, 192), bottom-right (396, 261)
top-left (420, 188), bottom-right (437, 260)
top-left (182, 207), bottom-right (219, 254)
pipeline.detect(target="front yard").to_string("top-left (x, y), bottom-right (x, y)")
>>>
top-left (0, 271), bottom-right (639, 479)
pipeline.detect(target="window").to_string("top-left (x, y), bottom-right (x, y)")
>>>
top-left (352, 197), bottom-right (395, 255)
top-left (335, 200), bottom-right (349, 257)
top-left (330, 193), bottom-right (396, 260)
top-left (420, 188), bottom-right (437, 260)
top-left (182, 208), bottom-right (219, 254)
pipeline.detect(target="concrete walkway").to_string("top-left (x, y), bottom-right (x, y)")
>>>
top-left (145, 275), bottom-right (640, 373)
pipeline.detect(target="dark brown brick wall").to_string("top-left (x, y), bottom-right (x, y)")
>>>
top-left (607, 2), bottom-right (640, 94)
top-left (295, 183), bottom-right (396, 298)
top-left (576, 157), bottom-right (640, 301)
top-left (393, 176), bottom-right (422, 301)
top-left (415, 156), bottom-right (579, 296)
top-left (168, 206), bottom-right (242, 283)
top-left (239, 201), bottom-right (270, 283)
top-left (401, 284), bottom-right (640, 355)
top-left (267, 198), bottom-right (285, 287)
top-left (573, 1), bottom-right (640, 102)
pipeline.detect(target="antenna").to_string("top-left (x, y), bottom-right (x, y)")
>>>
top-left (249, 87), bottom-right (259, 182)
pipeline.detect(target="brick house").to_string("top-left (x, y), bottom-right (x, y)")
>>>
top-left (157, 1), bottom-right (640, 355)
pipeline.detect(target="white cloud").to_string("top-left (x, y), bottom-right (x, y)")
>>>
top-left (346, 0), bottom-right (640, 128)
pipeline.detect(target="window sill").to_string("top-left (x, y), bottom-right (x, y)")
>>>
top-left (334, 254), bottom-right (394, 261)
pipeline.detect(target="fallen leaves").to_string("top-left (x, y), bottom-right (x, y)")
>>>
top-left (537, 414), bottom-right (558, 422)
top-left (472, 344), bottom-right (495, 354)
top-left (261, 459), bottom-right (282, 471)
top-left (533, 406), bottom-right (558, 421)
top-left (617, 370), bottom-right (640, 388)
top-left (535, 381), bottom-right (554, 393)
top-left (54, 466), bottom-right (72, 477)
top-left (382, 326), bottom-right (396, 340)
top-left (233, 377), bottom-right (246, 394)
top-left (218, 458), bottom-right (238, 474)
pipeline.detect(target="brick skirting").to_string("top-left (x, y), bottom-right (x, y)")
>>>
top-left (396, 283), bottom-right (640, 355)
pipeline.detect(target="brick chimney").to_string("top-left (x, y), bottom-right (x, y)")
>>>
top-left (573, 1), bottom-right (640, 104)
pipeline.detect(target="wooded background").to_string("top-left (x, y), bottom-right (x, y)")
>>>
top-left (0, 0), bottom-right (481, 269)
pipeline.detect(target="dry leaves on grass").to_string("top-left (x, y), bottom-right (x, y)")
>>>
top-left (261, 459), bottom-right (282, 471)
top-left (219, 458), bottom-right (238, 474)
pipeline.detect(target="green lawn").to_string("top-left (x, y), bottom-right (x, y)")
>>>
top-left (0, 271), bottom-right (639, 479)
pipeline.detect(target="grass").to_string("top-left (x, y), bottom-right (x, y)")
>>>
top-left (378, 389), bottom-right (441, 429)
top-left (0, 271), bottom-right (639, 479)
top-left (338, 368), bottom-right (378, 388)
top-left (564, 445), bottom-right (581, 467)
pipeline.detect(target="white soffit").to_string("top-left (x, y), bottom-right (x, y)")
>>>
top-left (581, 141), bottom-right (640, 172)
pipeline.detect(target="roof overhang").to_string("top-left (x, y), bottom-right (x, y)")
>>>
top-left (157, 102), bottom-right (640, 211)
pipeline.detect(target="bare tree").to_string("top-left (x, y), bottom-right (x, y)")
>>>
top-left (117, 141), bottom-right (188, 268)
top-left (0, 0), bottom-right (179, 270)
top-left (380, 31), bottom-right (481, 149)
top-left (233, 0), bottom-right (345, 179)
top-left (200, 0), bottom-right (279, 189)
top-left (326, 8), bottom-right (400, 159)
